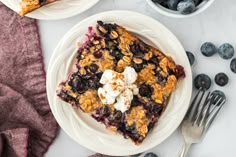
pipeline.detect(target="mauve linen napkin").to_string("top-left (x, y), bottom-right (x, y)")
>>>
top-left (0, 2), bottom-right (58, 157)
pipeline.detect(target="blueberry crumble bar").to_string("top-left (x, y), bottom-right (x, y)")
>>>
top-left (57, 21), bottom-right (185, 145)
top-left (19, 0), bottom-right (56, 16)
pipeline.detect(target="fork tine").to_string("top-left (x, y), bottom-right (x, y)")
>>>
top-left (209, 96), bottom-right (223, 115)
top-left (190, 89), bottom-right (206, 123)
top-left (185, 89), bottom-right (202, 120)
top-left (194, 91), bottom-right (211, 126)
top-left (204, 98), bottom-right (225, 132)
top-left (199, 94), bottom-right (218, 125)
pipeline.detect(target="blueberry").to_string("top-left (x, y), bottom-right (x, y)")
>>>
top-left (89, 64), bottom-right (99, 73)
top-left (200, 42), bottom-right (217, 57)
top-left (93, 50), bottom-right (103, 58)
top-left (211, 90), bottom-right (226, 105)
top-left (131, 96), bottom-right (143, 107)
top-left (186, 51), bottom-right (195, 65)
top-left (218, 43), bottom-right (234, 59)
top-left (113, 111), bottom-right (122, 122)
top-left (131, 153), bottom-right (142, 157)
top-left (111, 49), bottom-right (123, 61)
top-left (167, 0), bottom-right (180, 10)
top-left (130, 42), bottom-right (148, 57)
top-left (70, 76), bottom-right (87, 93)
top-left (175, 65), bottom-right (186, 79)
top-left (194, 74), bottom-right (211, 90)
top-left (139, 84), bottom-right (153, 97)
top-left (177, 0), bottom-right (196, 14)
top-left (88, 76), bottom-right (100, 89)
top-left (149, 57), bottom-right (159, 64)
top-left (215, 72), bottom-right (229, 86)
top-left (152, 0), bottom-right (164, 3)
top-left (230, 58), bottom-right (236, 73)
top-left (133, 63), bottom-right (143, 72)
top-left (144, 152), bottom-right (158, 157)
top-left (156, 72), bottom-right (166, 83)
top-left (194, 0), bottom-right (202, 5)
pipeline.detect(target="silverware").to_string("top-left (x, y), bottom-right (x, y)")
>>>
top-left (178, 89), bottom-right (226, 157)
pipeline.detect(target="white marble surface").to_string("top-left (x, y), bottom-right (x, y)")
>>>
top-left (40, 0), bottom-right (236, 156)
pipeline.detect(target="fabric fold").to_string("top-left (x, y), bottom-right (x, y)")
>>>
top-left (0, 2), bottom-right (58, 157)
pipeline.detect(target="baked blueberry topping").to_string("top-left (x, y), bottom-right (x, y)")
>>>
top-left (230, 58), bottom-right (236, 73)
top-left (89, 64), bottom-right (99, 73)
top-left (156, 72), bottom-right (166, 83)
top-left (111, 49), bottom-right (123, 61)
top-left (149, 56), bottom-right (159, 65)
top-left (175, 65), bottom-right (186, 79)
top-left (69, 76), bottom-right (87, 93)
top-left (57, 90), bottom-right (72, 102)
top-left (215, 72), bottom-right (229, 86)
top-left (133, 63), bottom-right (143, 72)
top-left (139, 84), bottom-right (153, 97)
top-left (93, 50), bottom-right (103, 58)
top-left (218, 43), bottom-right (234, 59)
top-left (88, 76), bottom-right (100, 89)
top-left (194, 74), bottom-right (211, 90)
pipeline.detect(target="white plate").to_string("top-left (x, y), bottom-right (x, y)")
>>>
top-left (0, 0), bottom-right (99, 20)
top-left (46, 11), bottom-right (192, 156)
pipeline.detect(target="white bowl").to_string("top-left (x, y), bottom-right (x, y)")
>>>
top-left (146, 0), bottom-right (215, 18)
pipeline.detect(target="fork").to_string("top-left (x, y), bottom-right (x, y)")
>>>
top-left (178, 89), bottom-right (226, 157)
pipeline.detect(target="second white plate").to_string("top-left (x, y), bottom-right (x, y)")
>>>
top-left (46, 10), bottom-right (192, 156)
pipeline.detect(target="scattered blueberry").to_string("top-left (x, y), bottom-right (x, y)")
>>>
top-left (211, 90), bottom-right (226, 105)
top-left (152, 0), bottom-right (203, 14)
top-left (200, 42), bottom-right (217, 57)
top-left (230, 58), bottom-right (236, 73)
top-left (144, 152), bottom-right (158, 157)
top-left (218, 43), bottom-right (234, 59)
top-left (177, 0), bottom-right (196, 14)
top-left (186, 51), bottom-right (195, 65)
top-left (215, 72), bottom-right (229, 86)
top-left (152, 0), bottom-right (165, 3)
top-left (139, 84), bottom-right (153, 97)
top-left (194, 74), bottom-right (211, 90)
top-left (167, 0), bottom-right (180, 10)
top-left (131, 153), bottom-right (142, 157)
top-left (193, 0), bottom-right (201, 5)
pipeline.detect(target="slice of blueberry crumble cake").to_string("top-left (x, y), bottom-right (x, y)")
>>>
top-left (19, 0), bottom-right (56, 16)
top-left (57, 21), bottom-right (185, 145)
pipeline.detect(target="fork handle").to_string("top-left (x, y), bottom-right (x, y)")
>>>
top-left (178, 142), bottom-right (192, 157)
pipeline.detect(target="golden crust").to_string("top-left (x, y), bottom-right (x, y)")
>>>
top-left (19, 0), bottom-right (56, 16)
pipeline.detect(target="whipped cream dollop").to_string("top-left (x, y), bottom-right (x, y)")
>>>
top-left (98, 67), bottom-right (139, 112)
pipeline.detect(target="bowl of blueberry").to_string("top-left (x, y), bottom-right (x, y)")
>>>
top-left (146, 0), bottom-right (215, 18)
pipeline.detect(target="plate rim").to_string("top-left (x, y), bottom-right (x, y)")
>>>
top-left (0, 0), bottom-right (100, 20)
top-left (46, 10), bottom-right (192, 155)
